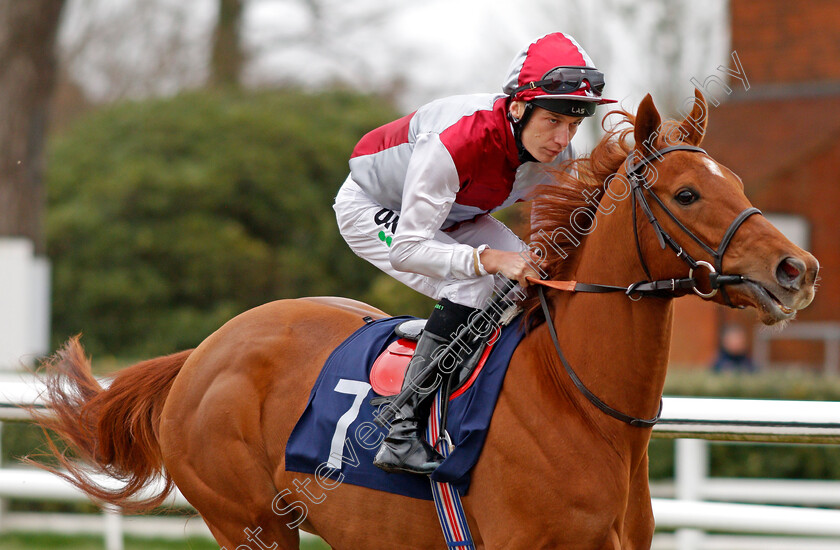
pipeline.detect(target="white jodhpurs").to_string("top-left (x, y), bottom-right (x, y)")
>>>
top-left (333, 177), bottom-right (528, 308)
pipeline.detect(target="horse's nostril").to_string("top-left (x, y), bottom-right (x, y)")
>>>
top-left (776, 257), bottom-right (806, 290)
top-left (780, 260), bottom-right (800, 279)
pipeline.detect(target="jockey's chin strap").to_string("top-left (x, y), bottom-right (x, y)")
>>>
top-left (529, 144), bottom-right (762, 428)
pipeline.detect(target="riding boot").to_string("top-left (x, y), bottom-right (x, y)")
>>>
top-left (373, 298), bottom-right (477, 475)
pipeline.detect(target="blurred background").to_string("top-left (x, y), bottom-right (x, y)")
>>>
top-left (2, 0), bottom-right (836, 370)
top-left (1, 0), bottom-right (839, 548)
top-left (2, 0), bottom-right (739, 362)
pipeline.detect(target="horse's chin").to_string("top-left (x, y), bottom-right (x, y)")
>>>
top-left (739, 280), bottom-right (800, 326)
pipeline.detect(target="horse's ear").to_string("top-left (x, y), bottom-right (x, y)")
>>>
top-left (634, 94), bottom-right (662, 155)
top-left (678, 89), bottom-right (708, 145)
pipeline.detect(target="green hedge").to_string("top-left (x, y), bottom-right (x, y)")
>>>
top-left (648, 369), bottom-right (840, 480)
top-left (46, 89), bottom-right (432, 358)
top-left (663, 368), bottom-right (840, 401)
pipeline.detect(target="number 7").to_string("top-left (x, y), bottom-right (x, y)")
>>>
top-left (327, 379), bottom-right (371, 469)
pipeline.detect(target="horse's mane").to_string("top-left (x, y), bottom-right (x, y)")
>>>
top-left (522, 107), bottom-right (643, 327)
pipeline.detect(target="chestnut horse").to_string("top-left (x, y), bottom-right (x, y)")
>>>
top-left (32, 92), bottom-right (818, 549)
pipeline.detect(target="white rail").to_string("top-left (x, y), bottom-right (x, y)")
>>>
top-left (652, 396), bottom-right (840, 443)
top-left (652, 498), bottom-right (840, 536)
top-left (1, 375), bottom-right (839, 549)
top-left (5, 377), bottom-right (840, 437)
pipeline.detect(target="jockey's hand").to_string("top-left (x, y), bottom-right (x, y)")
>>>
top-left (479, 248), bottom-right (542, 288)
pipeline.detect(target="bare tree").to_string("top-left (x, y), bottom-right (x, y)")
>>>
top-left (58, 0), bottom-right (213, 102)
top-left (0, 0), bottom-right (66, 254)
top-left (243, 0), bottom-right (404, 90)
top-left (210, 0), bottom-right (245, 87)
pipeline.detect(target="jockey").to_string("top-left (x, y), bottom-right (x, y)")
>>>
top-left (333, 32), bottom-right (616, 475)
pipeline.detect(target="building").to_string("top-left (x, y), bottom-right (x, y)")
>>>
top-left (669, 0), bottom-right (840, 370)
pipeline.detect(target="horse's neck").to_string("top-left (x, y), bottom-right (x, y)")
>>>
top-left (534, 219), bottom-right (673, 430)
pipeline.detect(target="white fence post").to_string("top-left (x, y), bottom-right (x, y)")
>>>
top-left (0, 420), bottom-right (4, 533)
top-left (675, 438), bottom-right (708, 550)
top-left (0, 238), bottom-right (51, 370)
top-left (103, 506), bottom-right (124, 550)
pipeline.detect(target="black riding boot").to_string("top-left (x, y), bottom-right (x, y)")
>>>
top-left (373, 298), bottom-right (477, 475)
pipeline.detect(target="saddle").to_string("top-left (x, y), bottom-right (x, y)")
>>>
top-left (285, 314), bottom-right (527, 498)
top-left (368, 319), bottom-right (500, 401)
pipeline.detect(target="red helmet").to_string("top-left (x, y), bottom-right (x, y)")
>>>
top-left (503, 32), bottom-right (617, 112)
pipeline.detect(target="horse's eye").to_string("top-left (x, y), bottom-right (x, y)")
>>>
top-left (675, 189), bottom-right (698, 205)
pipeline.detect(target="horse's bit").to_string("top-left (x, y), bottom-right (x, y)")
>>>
top-left (626, 144), bottom-right (761, 304)
top-left (537, 144), bottom-right (762, 428)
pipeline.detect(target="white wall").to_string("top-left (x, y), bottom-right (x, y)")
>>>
top-left (0, 238), bottom-right (51, 370)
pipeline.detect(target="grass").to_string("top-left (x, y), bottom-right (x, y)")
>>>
top-left (0, 533), bottom-right (331, 550)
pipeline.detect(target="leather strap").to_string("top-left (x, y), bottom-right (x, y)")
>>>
top-left (538, 286), bottom-right (661, 428)
top-left (527, 276), bottom-right (697, 297)
top-left (524, 144), bottom-right (760, 428)
top-left (625, 145), bottom-right (707, 174)
top-left (625, 145), bottom-right (762, 305)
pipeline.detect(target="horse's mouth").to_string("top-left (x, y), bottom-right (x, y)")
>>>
top-left (741, 279), bottom-right (797, 324)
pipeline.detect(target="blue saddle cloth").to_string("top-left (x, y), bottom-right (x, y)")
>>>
top-left (285, 315), bottom-right (525, 500)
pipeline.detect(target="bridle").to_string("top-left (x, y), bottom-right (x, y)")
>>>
top-left (535, 144), bottom-right (761, 301)
top-left (627, 144), bottom-right (761, 304)
top-left (534, 144), bottom-right (762, 428)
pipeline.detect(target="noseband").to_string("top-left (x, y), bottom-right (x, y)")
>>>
top-left (534, 144), bottom-right (762, 428)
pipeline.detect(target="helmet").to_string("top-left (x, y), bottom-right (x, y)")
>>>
top-left (502, 32), bottom-right (616, 117)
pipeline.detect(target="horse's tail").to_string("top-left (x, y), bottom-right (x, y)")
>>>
top-left (26, 336), bottom-right (192, 513)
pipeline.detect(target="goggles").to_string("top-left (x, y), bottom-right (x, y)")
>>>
top-left (511, 66), bottom-right (606, 97)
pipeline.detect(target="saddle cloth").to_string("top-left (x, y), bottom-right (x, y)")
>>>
top-left (285, 315), bottom-right (525, 499)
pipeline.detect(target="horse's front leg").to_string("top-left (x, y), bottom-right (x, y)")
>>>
top-left (619, 450), bottom-right (655, 549)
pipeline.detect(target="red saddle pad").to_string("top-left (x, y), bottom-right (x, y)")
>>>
top-left (369, 329), bottom-right (500, 398)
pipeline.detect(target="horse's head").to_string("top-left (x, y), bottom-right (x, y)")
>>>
top-left (626, 90), bottom-right (819, 324)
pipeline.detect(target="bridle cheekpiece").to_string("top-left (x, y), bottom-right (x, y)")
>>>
top-left (533, 144), bottom-right (762, 428)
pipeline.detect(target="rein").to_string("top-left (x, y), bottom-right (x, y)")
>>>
top-left (537, 285), bottom-right (662, 428)
top-left (532, 144), bottom-right (761, 428)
